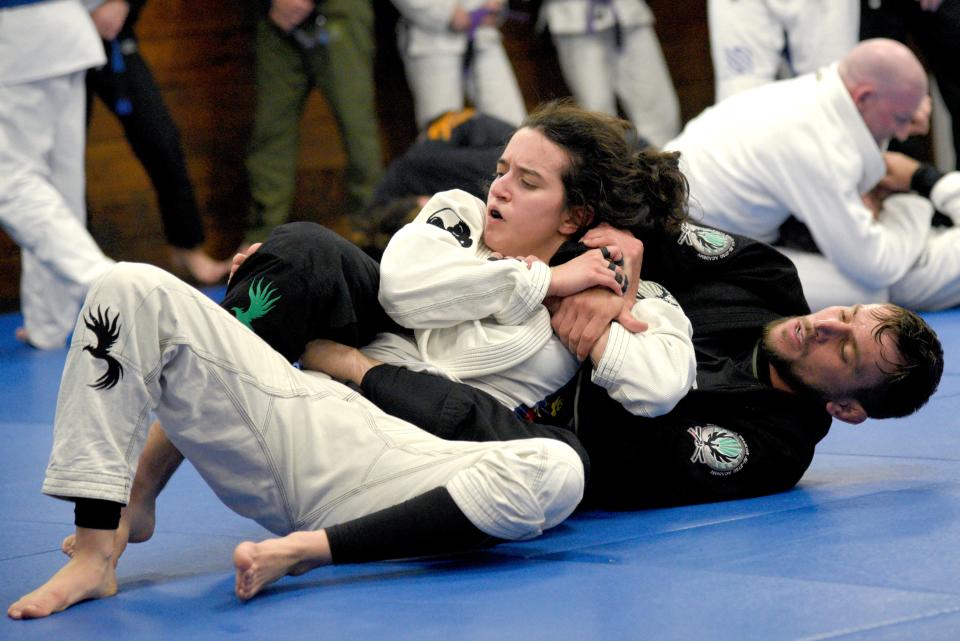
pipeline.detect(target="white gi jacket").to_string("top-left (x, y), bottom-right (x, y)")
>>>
top-left (366, 189), bottom-right (697, 418)
top-left (667, 64), bottom-right (933, 291)
top-left (0, 0), bottom-right (104, 84)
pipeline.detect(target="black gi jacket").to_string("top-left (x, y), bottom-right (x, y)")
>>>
top-left (575, 223), bottom-right (832, 509)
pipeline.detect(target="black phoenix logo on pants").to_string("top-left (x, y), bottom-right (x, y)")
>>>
top-left (83, 306), bottom-right (124, 390)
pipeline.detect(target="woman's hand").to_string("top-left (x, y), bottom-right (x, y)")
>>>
top-left (547, 246), bottom-right (626, 298)
top-left (581, 223), bottom-right (643, 302)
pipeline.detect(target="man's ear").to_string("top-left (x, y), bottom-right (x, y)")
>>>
top-left (850, 84), bottom-right (876, 112)
top-left (826, 399), bottom-right (868, 425)
top-left (560, 206), bottom-right (593, 235)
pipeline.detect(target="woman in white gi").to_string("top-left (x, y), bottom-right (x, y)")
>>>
top-left (317, 100), bottom-right (697, 422)
top-left (237, 100), bottom-right (695, 602)
top-left (392, 0), bottom-right (527, 129)
top-left (538, 0), bottom-right (680, 147)
top-left (7, 103), bottom-right (692, 619)
top-left (8, 259), bottom-right (587, 619)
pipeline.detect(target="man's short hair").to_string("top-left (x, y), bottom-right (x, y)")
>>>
top-left (854, 305), bottom-right (944, 419)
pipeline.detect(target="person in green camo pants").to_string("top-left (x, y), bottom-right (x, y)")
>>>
top-left (245, 0), bottom-right (383, 245)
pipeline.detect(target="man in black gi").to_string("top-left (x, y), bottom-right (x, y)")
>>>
top-left (217, 215), bottom-right (943, 510)
top-left (263, 220), bottom-right (943, 509)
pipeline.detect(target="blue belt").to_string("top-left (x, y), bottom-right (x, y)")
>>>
top-left (0, 0), bottom-right (50, 8)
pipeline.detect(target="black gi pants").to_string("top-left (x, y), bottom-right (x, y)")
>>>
top-left (86, 38), bottom-right (205, 249)
top-left (221, 221), bottom-right (401, 363)
top-left (221, 221), bottom-right (591, 475)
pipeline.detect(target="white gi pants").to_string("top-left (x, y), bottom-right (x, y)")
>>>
top-left (708, 0), bottom-right (859, 102)
top-left (42, 263), bottom-right (584, 540)
top-left (782, 229), bottom-right (960, 312)
top-left (889, 226), bottom-right (960, 311)
top-left (778, 247), bottom-right (890, 312)
top-left (552, 25), bottom-right (680, 147)
top-left (401, 40), bottom-right (527, 130)
top-left (0, 71), bottom-right (113, 349)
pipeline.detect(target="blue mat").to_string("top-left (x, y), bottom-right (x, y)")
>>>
top-left (2, 303), bottom-right (958, 641)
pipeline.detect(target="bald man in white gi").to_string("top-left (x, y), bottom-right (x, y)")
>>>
top-left (668, 38), bottom-right (960, 312)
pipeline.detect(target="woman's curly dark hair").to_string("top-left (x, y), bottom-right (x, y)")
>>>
top-left (522, 99), bottom-right (688, 235)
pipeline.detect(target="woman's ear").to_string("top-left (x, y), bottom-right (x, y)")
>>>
top-left (560, 206), bottom-right (593, 235)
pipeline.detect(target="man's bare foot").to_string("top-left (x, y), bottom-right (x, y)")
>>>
top-left (62, 497), bottom-right (157, 560)
top-left (9, 528), bottom-right (117, 620)
top-left (300, 339), bottom-right (379, 385)
top-left (233, 531), bottom-right (332, 601)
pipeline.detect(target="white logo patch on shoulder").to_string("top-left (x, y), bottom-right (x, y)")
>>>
top-left (678, 222), bottom-right (735, 260)
top-left (426, 208), bottom-right (473, 248)
top-left (687, 425), bottom-right (748, 475)
top-left (635, 280), bottom-right (680, 308)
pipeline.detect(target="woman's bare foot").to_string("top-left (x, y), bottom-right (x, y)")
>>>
top-left (171, 247), bottom-right (231, 285)
top-left (9, 528), bottom-right (117, 620)
top-left (233, 531), bottom-right (332, 601)
top-left (300, 339), bottom-right (379, 385)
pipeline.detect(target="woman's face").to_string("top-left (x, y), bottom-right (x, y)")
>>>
top-left (484, 127), bottom-right (580, 261)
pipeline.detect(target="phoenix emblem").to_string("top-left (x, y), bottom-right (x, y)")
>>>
top-left (83, 306), bottom-right (124, 391)
top-left (232, 277), bottom-right (281, 329)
